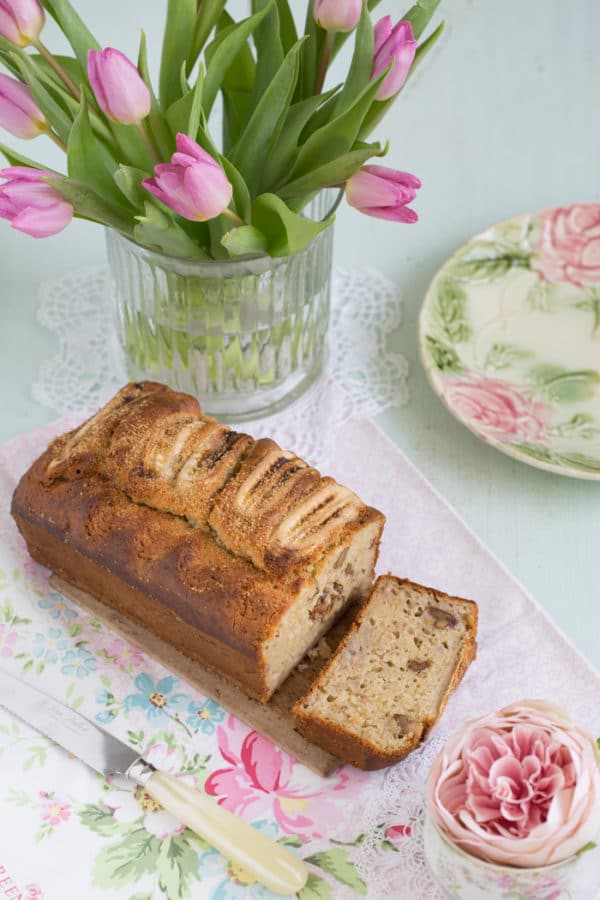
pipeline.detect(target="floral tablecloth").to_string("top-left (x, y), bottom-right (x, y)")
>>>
top-left (1, 399), bottom-right (599, 900)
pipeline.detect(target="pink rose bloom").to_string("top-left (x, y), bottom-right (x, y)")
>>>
top-left (534, 204), bottom-right (600, 288)
top-left (205, 715), bottom-right (360, 840)
top-left (443, 373), bottom-right (550, 443)
top-left (427, 700), bottom-right (600, 867)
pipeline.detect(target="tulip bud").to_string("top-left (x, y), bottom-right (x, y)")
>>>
top-left (372, 17), bottom-right (417, 101)
top-left (0, 0), bottom-right (45, 47)
top-left (313, 0), bottom-right (362, 33)
top-left (0, 167), bottom-right (73, 237)
top-left (346, 165), bottom-right (421, 223)
top-left (88, 48), bottom-right (151, 125)
top-left (0, 73), bottom-right (47, 139)
top-left (143, 133), bottom-right (233, 222)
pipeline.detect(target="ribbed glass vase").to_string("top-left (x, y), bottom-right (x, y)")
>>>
top-left (105, 191), bottom-right (338, 420)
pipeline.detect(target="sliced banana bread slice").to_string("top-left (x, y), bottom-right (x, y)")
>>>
top-left (293, 576), bottom-right (478, 769)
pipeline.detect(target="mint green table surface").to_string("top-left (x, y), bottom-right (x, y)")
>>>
top-left (1, 0), bottom-right (599, 669)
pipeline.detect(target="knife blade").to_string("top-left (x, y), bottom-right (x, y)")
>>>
top-left (0, 668), bottom-right (307, 896)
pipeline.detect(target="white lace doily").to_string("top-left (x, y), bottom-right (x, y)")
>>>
top-left (32, 267), bottom-right (409, 466)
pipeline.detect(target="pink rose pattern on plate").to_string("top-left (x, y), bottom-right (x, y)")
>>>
top-left (442, 374), bottom-right (551, 444)
top-left (534, 204), bottom-right (600, 288)
top-left (421, 203), bottom-right (600, 477)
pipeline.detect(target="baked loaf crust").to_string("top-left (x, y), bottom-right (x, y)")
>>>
top-left (293, 576), bottom-right (478, 768)
top-left (12, 382), bottom-right (385, 702)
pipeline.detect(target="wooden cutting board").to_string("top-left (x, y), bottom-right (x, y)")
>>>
top-left (50, 575), bottom-right (346, 776)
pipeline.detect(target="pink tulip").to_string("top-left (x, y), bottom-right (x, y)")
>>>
top-left (0, 73), bottom-right (46, 139)
top-left (0, 167), bottom-right (73, 237)
top-left (346, 164), bottom-right (421, 223)
top-left (0, 0), bottom-right (44, 46)
top-left (313, 0), bottom-right (362, 33)
top-left (372, 17), bottom-right (417, 100)
top-left (143, 133), bottom-right (233, 222)
top-left (87, 48), bottom-right (151, 125)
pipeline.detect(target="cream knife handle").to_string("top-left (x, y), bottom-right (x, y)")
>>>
top-left (144, 770), bottom-right (308, 896)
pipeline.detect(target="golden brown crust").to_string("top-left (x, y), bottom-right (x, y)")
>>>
top-left (12, 448), bottom-right (305, 702)
top-left (40, 382), bottom-right (378, 579)
top-left (12, 383), bottom-right (385, 703)
top-left (292, 706), bottom-right (425, 770)
top-left (293, 575), bottom-right (478, 769)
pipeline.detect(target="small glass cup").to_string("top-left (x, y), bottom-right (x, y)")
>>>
top-left (424, 809), bottom-right (600, 900)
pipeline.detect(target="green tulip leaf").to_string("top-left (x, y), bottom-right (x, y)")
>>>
top-left (166, 91), bottom-right (195, 138)
top-left (219, 158), bottom-right (251, 223)
top-left (278, 141), bottom-right (385, 200)
top-left (138, 30), bottom-right (175, 160)
top-left (265, 88), bottom-right (339, 191)
top-left (0, 141), bottom-right (60, 174)
top-left (42, 0), bottom-right (100, 73)
top-left (190, 0), bottom-right (228, 68)
top-left (230, 38), bottom-right (305, 193)
top-left (251, 0), bottom-right (284, 106)
top-left (67, 94), bottom-right (129, 211)
top-left (251, 192), bottom-right (332, 256)
top-left (114, 166), bottom-right (150, 208)
top-left (134, 203), bottom-right (210, 258)
top-left (50, 178), bottom-right (135, 235)
top-left (413, 19), bottom-right (445, 66)
top-left (159, 0), bottom-right (197, 109)
top-left (275, 0), bottom-right (298, 54)
top-left (215, 10), bottom-right (256, 149)
top-left (402, 0), bottom-right (442, 39)
top-left (221, 225), bottom-right (268, 257)
top-left (297, 1), bottom-right (324, 101)
top-left (288, 70), bottom-right (387, 179)
top-left (222, 89), bottom-right (253, 154)
top-left (331, 4), bottom-right (374, 117)
top-left (202, 0), bottom-right (275, 117)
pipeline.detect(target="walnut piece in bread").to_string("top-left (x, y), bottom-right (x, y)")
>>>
top-left (293, 576), bottom-right (478, 768)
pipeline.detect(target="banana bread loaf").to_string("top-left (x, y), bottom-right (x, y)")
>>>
top-left (12, 382), bottom-right (385, 702)
top-left (293, 576), bottom-right (478, 768)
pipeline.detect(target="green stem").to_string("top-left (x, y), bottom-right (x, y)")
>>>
top-left (136, 121), bottom-right (161, 165)
top-left (46, 129), bottom-right (67, 152)
top-left (315, 30), bottom-right (334, 94)
top-left (34, 39), bottom-right (81, 101)
top-left (222, 207), bottom-right (245, 227)
top-left (170, 713), bottom-right (193, 738)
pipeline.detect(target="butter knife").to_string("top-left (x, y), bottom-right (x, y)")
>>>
top-left (0, 668), bottom-right (307, 896)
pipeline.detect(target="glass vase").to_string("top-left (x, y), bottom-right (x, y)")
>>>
top-left (105, 191), bottom-right (338, 420)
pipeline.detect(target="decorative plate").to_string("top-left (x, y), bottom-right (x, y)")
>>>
top-left (419, 204), bottom-right (600, 479)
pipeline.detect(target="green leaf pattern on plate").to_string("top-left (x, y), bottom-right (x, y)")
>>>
top-left (420, 205), bottom-right (600, 478)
